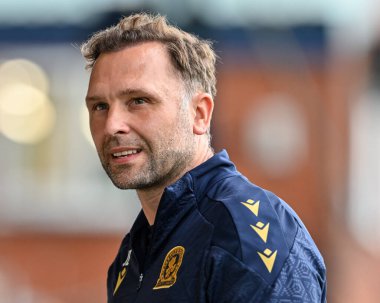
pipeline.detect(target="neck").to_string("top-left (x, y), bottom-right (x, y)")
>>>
top-left (136, 188), bottom-right (163, 226)
top-left (137, 144), bottom-right (214, 225)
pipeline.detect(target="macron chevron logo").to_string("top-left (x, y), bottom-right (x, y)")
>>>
top-left (241, 199), bottom-right (260, 217)
top-left (251, 222), bottom-right (270, 243)
top-left (257, 249), bottom-right (277, 273)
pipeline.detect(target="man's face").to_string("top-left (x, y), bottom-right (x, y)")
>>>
top-left (86, 42), bottom-right (196, 190)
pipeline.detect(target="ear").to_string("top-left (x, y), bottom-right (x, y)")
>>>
top-left (191, 93), bottom-right (214, 135)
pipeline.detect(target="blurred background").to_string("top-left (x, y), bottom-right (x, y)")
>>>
top-left (1, 0), bottom-right (380, 302)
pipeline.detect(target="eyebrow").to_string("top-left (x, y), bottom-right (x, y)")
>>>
top-left (85, 95), bottom-right (103, 103)
top-left (118, 88), bottom-right (156, 98)
top-left (86, 88), bottom-right (157, 103)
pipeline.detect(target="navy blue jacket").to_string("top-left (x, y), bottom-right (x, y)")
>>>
top-left (108, 150), bottom-right (327, 302)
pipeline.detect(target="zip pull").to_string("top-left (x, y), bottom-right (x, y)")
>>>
top-left (137, 273), bottom-right (144, 290)
top-left (123, 250), bottom-right (132, 267)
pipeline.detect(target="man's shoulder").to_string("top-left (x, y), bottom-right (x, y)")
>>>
top-left (201, 175), bottom-right (310, 285)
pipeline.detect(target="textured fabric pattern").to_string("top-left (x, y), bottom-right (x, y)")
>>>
top-left (259, 227), bottom-right (327, 302)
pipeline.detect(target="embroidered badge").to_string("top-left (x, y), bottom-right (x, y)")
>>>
top-left (153, 246), bottom-right (185, 290)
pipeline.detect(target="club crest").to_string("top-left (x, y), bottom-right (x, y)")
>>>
top-left (153, 246), bottom-right (185, 290)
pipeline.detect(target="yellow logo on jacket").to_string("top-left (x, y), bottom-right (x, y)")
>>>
top-left (241, 199), bottom-right (260, 216)
top-left (113, 249), bottom-right (132, 296)
top-left (153, 246), bottom-right (185, 290)
top-left (258, 248), bottom-right (277, 273)
top-left (251, 222), bottom-right (270, 243)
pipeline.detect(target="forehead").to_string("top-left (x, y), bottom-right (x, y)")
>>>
top-left (88, 41), bottom-right (184, 96)
top-left (93, 42), bottom-right (177, 79)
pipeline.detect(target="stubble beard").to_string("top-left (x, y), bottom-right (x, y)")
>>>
top-left (102, 145), bottom-right (194, 190)
top-left (99, 110), bottom-right (196, 190)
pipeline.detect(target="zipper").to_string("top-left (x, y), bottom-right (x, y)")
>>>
top-left (137, 273), bottom-right (144, 290)
top-left (136, 225), bottom-right (154, 292)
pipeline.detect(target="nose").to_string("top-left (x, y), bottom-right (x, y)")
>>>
top-left (104, 104), bottom-right (130, 135)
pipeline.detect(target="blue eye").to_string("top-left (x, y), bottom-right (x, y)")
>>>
top-left (133, 98), bottom-right (146, 105)
top-left (93, 103), bottom-right (108, 111)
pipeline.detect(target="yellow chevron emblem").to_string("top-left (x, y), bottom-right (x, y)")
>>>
top-left (251, 222), bottom-right (270, 243)
top-left (113, 267), bottom-right (127, 295)
top-left (113, 249), bottom-right (132, 296)
top-left (241, 199), bottom-right (260, 217)
top-left (257, 249), bottom-right (277, 273)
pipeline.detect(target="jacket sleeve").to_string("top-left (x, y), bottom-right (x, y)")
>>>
top-left (205, 245), bottom-right (268, 302)
top-left (205, 227), bottom-right (327, 303)
top-left (260, 226), bottom-right (327, 302)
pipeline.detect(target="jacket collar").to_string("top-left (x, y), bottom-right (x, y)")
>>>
top-left (188, 149), bottom-right (238, 202)
top-left (129, 150), bottom-right (238, 252)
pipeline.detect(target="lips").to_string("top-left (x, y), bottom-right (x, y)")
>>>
top-left (112, 149), bottom-right (141, 158)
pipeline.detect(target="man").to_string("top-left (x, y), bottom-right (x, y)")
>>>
top-left (81, 13), bottom-right (327, 302)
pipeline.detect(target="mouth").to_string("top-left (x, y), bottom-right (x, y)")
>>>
top-left (111, 149), bottom-right (142, 159)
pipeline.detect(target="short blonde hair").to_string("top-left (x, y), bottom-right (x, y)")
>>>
top-left (81, 13), bottom-right (217, 99)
